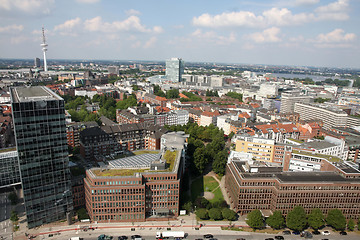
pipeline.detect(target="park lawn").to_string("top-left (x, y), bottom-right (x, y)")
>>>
top-left (211, 186), bottom-right (224, 203)
top-left (191, 176), bottom-right (224, 203)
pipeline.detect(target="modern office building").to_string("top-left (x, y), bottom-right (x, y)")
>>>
top-left (0, 148), bottom-right (21, 189)
top-left (165, 58), bottom-right (184, 82)
top-left (294, 103), bottom-right (360, 130)
top-left (225, 153), bottom-right (360, 219)
top-left (10, 86), bottom-right (73, 228)
top-left (84, 131), bottom-right (188, 222)
top-left (280, 91), bottom-right (311, 114)
top-left (34, 57), bottom-right (40, 68)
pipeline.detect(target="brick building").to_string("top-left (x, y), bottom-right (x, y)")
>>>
top-left (66, 121), bottom-right (98, 148)
top-left (84, 132), bottom-right (188, 222)
top-left (225, 151), bottom-right (360, 220)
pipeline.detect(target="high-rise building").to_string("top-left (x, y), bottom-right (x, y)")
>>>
top-left (34, 58), bottom-right (40, 68)
top-left (0, 148), bottom-right (21, 189)
top-left (165, 58), bottom-right (184, 82)
top-left (280, 91), bottom-right (311, 113)
top-left (10, 86), bottom-right (73, 229)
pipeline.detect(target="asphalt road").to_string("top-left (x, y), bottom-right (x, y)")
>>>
top-left (39, 228), bottom-right (359, 240)
top-left (0, 192), bottom-right (12, 240)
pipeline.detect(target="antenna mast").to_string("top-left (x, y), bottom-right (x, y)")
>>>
top-left (41, 26), bottom-right (48, 72)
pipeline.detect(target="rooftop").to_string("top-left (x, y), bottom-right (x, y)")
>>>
top-left (10, 86), bottom-right (62, 103)
top-left (292, 150), bottom-right (341, 162)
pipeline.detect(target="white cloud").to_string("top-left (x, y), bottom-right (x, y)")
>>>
top-left (76, 0), bottom-right (100, 3)
top-left (247, 27), bottom-right (282, 43)
top-left (295, 0), bottom-right (319, 6)
top-left (315, 0), bottom-right (349, 20)
top-left (315, 28), bottom-right (355, 43)
top-left (191, 29), bottom-right (236, 45)
top-left (125, 9), bottom-right (141, 16)
top-left (84, 16), bottom-right (163, 34)
top-left (54, 18), bottom-right (81, 33)
top-left (193, 11), bottom-right (263, 28)
top-left (0, 0), bottom-right (54, 15)
top-left (144, 37), bottom-right (157, 48)
top-left (0, 24), bottom-right (24, 33)
top-left (193, 0), bottom-right (349, 28)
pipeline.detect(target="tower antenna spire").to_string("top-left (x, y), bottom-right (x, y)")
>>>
top-left (41, 26), bottom-right (48, 72)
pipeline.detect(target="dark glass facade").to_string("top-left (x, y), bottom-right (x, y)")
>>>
top-left (11, 86), bottom-right (73, 229)
top-left (0, 148), bottom-right (21, 188)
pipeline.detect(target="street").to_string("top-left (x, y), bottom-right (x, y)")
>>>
top-left (0, 191), bottom-right (12, 240)
top-left (36, 227), bottom-right (360, 240)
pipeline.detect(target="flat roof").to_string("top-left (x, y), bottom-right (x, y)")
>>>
top-left (276, 172), bottom-right (351, 183)
top-left (109, 153), bottom-right (162, 169)
top-left (10, 86), bottom-right (62, 103)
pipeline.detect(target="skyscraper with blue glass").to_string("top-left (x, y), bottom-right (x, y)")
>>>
top-left (165, 58), bottom-right (184, 82)
top-left (10, 86), bottom-right (73, 229)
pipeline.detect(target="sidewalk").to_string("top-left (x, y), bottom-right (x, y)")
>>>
top-left (13, 213), bottom-right (249, 240)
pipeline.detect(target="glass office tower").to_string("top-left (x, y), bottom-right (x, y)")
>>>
top-left (0, 148), bottom-right (21, 188)
top-left (165, 58), bottom-right (184, 82)
top-left (10, 86), bottom-right (73, 229)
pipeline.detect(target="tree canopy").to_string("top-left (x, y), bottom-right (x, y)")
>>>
top-left (246, 209), bottom-right (264, 229)
top-left (307, 208), bottom-right (324, 230)
top-left (196, 208), bottom-right (209, 220)
top-left (286, 206), bottom-right (307, 231)
top-left (326, 209), bottom-right (346, 231)
top-left (266, 211), bottom-right (285, 229)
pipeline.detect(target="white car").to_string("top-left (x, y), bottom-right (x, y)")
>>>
top-left (321, 230), bottom-right (330, 235)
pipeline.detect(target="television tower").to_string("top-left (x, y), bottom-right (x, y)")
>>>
top-left (41, 27), bottom-right (48, 72)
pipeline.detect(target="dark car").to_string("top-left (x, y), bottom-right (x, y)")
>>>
top-left (292, 231), bottom-right (301, 235)
top-left (312, 230), bottom-right (320, 235)
top-left (131, 235), bottom-right (141, 240)
top-left (265, 238), bottom-right (274, 240)
top-left (236, 238), bottom-right (246, 240)
top-left (275, 236), bottom-right (284, 240)
top-left (340, 231), bottom-right (347, 235)
top-left (118, 236), bottom-right (128, 240)
top-left (203, 234), bottom-right (213, 239)
top-left (283, 230), bottom-right (291, 235)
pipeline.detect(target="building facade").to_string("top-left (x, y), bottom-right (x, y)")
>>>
top-left (0, 148), bottom-right (21, 189)
top-left (165, 58), bottom-right (184, 82)
top-left (225, 157), bottom-right (360, 220)
top-left (10, 86), bottom-right (73, 228)
top-left (84, 132), bottom-right (188, 222)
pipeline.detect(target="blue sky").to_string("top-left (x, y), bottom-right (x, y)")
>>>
top-left (0, 0), bottom-right (359, 68)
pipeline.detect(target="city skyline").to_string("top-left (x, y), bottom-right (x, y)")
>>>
top-left (0, 0), bottom-right (360, 68)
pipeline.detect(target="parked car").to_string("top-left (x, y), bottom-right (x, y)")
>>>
top-left (312, 230), bottom-right (320, 235)
top-left (282, 230), bottom-right (291, 235)
top-left (203, 234), bottom-right (213, 239)
top-left (292, 231), bottom-right (301, 235)
top-left (118, 236), bottom-right (128, 240)
top-left (275, 236), bottom-right (284, 240)
top-left (321, 231), bottom-right (330, 236)
top-left (339, 231), bottom-right (347, 235)
top-left (264, 238), bottom-right (274, 240)
top-left (236, 238), bottom-right (246, 240)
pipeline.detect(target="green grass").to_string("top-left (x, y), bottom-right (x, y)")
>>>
top-left (191, 176), bottom-right (224, 203)
top-left (133, 150), bottom-right (159, 155)
top-left (164, 150), bottom-right (177, 171)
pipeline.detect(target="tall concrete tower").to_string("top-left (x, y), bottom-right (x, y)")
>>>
top-left (41, 27), bottom-right (48, 72)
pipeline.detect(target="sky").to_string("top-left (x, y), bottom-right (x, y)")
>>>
top-left (0, 0), bottom-right (359, 68)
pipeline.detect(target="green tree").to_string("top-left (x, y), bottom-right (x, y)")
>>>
top-left (212, 150), bottom-right (228, 176)
top-left (166, 89), bottom-right (179, 99)
top-left (326, 209), bottom-right (346, 231)
top-left (286, 206), bottom-right (307, 231)
top-left (193, 147), bottom-right (207, 174)
top-left (77, 208), bottom-right (90, 220)
top-left (246, 209), bottom-right (264, 229)
top-left (182, 201), bottom-right (193, 214)
top-left (266, 210), bottom-right (285, 229)
top-left (308, 208), bottom-right (325, 230)
top-left (8, 192), bottom-right (18, 205)
top-left (208, 208), bottom-right (223, 220)
top-left (347, 218), bottom-right (355, 231)
top-left (226, 92), bottom-right (243, 102)
top-left (221, 208), bottom-right (237, 221)
top-left (10, 211), bottom-right (18, 222)
top-left (132, 85), bottom-right (140, 91)
top-left (195, 208), bottom-right (209, 220)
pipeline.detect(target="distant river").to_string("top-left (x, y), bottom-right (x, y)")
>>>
top-left (255, 72), bottom-right (348, 82)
